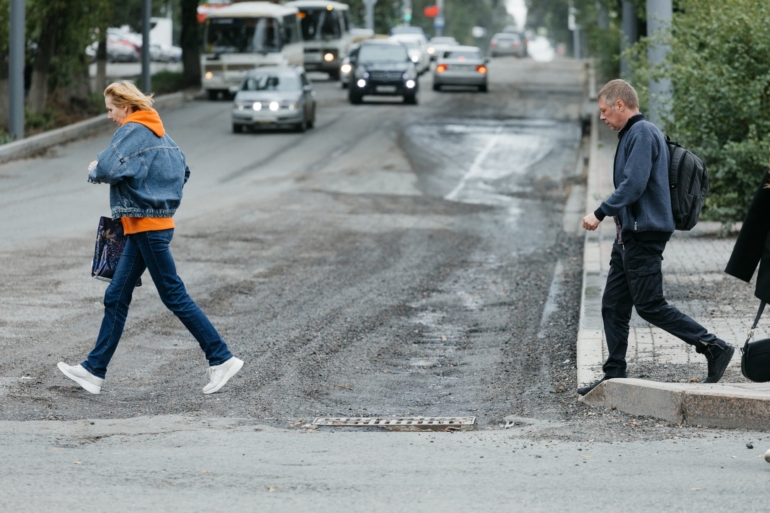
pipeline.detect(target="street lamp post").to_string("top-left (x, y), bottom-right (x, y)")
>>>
top-left (141, 0), bottom-right (152, 93)
top-left (646, 0), bottom-right (672, 126)
top-left (620, 1), bottom-right (638, 80)
top-left (364, 0), bottom-right (377, 31)
top-left (9, 0), bottom-right (25, 140)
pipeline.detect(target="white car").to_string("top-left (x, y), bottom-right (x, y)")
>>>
top-left (389, 35), bottom-right (430, 75)
top-left (426, 36), bottom-right (458, 61)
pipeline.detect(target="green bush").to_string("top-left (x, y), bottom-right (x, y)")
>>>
top-left (151, 71), bottom-right (188, 96)
top-left (629, 0), bottom-right (770, 222)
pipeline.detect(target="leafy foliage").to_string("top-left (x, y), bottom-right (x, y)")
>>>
top-left (629, 0), bottom-right (770, 221)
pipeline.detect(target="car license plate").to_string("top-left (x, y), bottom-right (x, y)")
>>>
top-left (253, 114), bottom-right (277, 122)
top-left (376, 85), bottom-right (397, 93)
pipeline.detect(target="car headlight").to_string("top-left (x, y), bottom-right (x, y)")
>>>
top-left (286, 101), bottom-right (301, 110)
top-left (252, 102), bottom-right (262, 111)
top-left (324, 52), bottom-right (335, 62)
top-left (205, 71), bottom-right (213, 80)
top-left (405, 79), bottom-right (416, 89)
top-left (269, 101), bottom-right (280, 112)
top-left (340, 63), bottom-right (352, 74)
top-left (427, 47), bottom-right (435, 54)
top-left (356, 79), bottom-right (366, 88)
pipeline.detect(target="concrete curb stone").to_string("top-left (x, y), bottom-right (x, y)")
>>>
top-left (0, 92), bottom-right (189, 166)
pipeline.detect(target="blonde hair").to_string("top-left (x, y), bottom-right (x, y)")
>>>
top-left (598, 79), bottom-right (639, 110)
top-left (104, 81), bottom-right (154, 111)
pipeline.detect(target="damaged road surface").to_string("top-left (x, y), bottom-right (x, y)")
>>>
top-left (0, 60), bottom-right (764, 511)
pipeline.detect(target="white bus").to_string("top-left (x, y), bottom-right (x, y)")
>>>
top-left (284, 1), bottom-right (352, 80)
top-left (202, 2), bottom-right (302, 100)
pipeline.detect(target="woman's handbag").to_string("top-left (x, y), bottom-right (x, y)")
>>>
top-left (91, 216), bottom-right (141, 286)
top-left (741, 301), bottom-right (770, 382)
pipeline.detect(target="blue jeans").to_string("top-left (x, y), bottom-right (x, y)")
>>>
top-left (82, 229), bottom-right (233, 378)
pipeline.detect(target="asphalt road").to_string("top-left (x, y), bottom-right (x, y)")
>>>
top-left (1, 58), bottom-right (768, 511)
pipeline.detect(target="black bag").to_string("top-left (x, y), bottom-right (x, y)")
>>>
top-left (741, 301), bottom-right (770, 382)
top-left (666, 136), bottom-right (708, 231)
top-left (91, 216), bottom-right (141, 286)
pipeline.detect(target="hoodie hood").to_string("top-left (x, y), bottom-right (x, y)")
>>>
top-left (123, 109), bottom-right (165, 137)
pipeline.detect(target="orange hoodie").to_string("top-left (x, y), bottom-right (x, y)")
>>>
top-left (120, 109), bottom-right (175, 235)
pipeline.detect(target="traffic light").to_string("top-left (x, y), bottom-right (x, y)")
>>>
top-left (404, 8), bottom-right (412, 22)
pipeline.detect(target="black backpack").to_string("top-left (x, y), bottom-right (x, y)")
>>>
top-left (666, 136), bottom-right (708, 231)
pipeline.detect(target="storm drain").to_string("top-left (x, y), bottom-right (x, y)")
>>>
top-left (312, 416), bottom-right (476, 431)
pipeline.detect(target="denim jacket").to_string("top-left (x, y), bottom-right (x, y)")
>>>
top-left (88, 122), bottom-right (190, 219)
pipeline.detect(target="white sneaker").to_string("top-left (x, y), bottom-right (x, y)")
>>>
top-left (57, 362), bottom-right (103, 394)
top-left (203, 357), bottom-right (244, 394)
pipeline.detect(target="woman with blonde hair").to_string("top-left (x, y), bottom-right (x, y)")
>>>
top-left (57, 81), bottom-right (243, 395)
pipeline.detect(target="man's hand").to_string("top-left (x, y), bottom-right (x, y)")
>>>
top-left (88, 160), bottom-right (98, 172)
top-left (582, 212), bottom-right (601, 231)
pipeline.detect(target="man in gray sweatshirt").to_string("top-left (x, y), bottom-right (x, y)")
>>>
top-left (578, 79), bottom-right (734, 396)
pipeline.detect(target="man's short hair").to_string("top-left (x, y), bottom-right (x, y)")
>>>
top-left (598, 79), bottom-right (639, 110)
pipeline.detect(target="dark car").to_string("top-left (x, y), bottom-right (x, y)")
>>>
top-left (348, 40), bottom-right (419, 105)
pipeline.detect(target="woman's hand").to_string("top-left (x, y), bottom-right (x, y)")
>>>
top-left (88, 160), bottom-right (98, 172)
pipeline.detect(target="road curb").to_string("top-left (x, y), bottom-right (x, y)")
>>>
top-left (0, 92), bottom-right (190, 166)
top-left (580, 378), bottom-right (770, 430)
top-left (576, 103), bottom-right (605, 388)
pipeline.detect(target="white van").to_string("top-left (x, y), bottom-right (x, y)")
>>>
top-left (202, 2), bottom-right (302, 99)
top-left (284, 1), bottom-right (352, 80)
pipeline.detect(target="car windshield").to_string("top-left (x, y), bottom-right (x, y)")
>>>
top-left (444, 50), bottom-right (483, 60)
top-left (206, 17), bottom-right (282, 54)
top-left (241, 73), bottom-right (301, 91)
top-left (297, 8), bottom-right (341, 40)
top-left (431, 37), bottom-right (456, 44)
top-left (358, 45), bottom-right (408, 63)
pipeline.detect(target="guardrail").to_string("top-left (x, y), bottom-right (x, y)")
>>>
top-left (0, 91), bottom-right (190, 166)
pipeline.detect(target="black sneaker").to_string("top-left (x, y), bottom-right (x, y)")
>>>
top-left (703, 343), bottom-right (735, 384)
top-left (577, 374), bottom-right (625, 396)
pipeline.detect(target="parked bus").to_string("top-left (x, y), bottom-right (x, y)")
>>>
top-left (284, 1), bottom-right (352, 80)
top-left (202, 2), bottom-right (302, 100)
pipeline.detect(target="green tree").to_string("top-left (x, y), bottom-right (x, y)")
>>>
top-left (639, 0), bottom-right (770, 221)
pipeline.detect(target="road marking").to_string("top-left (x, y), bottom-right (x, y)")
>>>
top-left (538, 260), bottom-right (565, 340)
top-left (444, 125), bottom-right (504, 201)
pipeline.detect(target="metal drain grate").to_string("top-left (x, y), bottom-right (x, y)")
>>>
top-left (312, 416), bottom-right (476, 431)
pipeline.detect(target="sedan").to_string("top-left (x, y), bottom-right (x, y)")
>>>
top-left (489, 32), bottom-right (526, 58)
top-left (426, 36), bottom-right (458, 61)
top-left (433, 46), bottom-right (488, 92)
top-left (231, 67), bottom-right (316, 133)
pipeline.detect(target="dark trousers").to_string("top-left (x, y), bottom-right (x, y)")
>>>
top-left (601, 239), bottom-right (718, 377)
top-left (82, 229), bottom-right (233, 379)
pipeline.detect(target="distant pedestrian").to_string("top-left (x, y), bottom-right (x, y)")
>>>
top-left (578, 79), bottom-right (734, 395)
top-left (57, 81), bottom-right (243, 395)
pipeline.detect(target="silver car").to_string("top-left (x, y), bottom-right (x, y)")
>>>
top-left (426, 36), bottom-right (458, 61)
top-left (489, 32), bottom-right (526, 58)
top-left (231, 67), bottom-right (317, 133)
top-left (433, 46), bottom-right (488, 92)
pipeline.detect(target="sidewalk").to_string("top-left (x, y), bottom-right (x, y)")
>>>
top-left (576, 112), bottom-right (770, 430)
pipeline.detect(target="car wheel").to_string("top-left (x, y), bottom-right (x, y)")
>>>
top-left (232, 123), bottom-right (243, 134)
top-left (296, 115), bottom-right (307, 133)
top-left (404, 93), bottom-right (418, 105)
top-left (433, 83), bottom-right (440, 92)
top-left (479, 84), bottom-right (488, 93)
top-left (307, 107), bottom-right (316, 128)
top-left (349, 92), bottom-right (363, 105)
top-left (208, 90), bottom-right (219, 101)
top-left (328, 69), bottom-right (340, 81)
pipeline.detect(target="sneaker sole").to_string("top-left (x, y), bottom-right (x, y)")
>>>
top-left (202, 358), bottom-right (244, 395)
top-left (57, 362), bottom-right (101, 394)
top-left (704, 346), bottom-right (735, 384)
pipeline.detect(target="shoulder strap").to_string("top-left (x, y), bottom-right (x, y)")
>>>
top-left (747, 301), bottom-right (766, 343)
